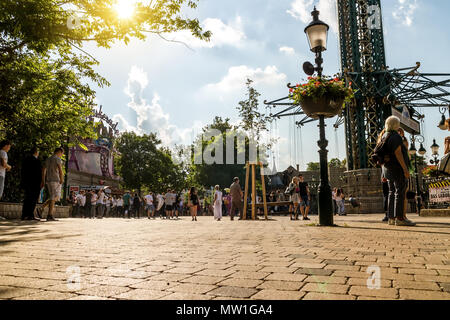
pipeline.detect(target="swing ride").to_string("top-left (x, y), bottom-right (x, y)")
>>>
top-left (265, 0), bottom-right (450, 171)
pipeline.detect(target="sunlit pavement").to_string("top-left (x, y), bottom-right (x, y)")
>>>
top-left (0, 214), bottom-right (449, 300)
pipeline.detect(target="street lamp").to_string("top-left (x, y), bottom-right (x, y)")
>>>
top-left (410, 135), bottom-right (426, 215)
top-left (303, 7), bottom-right (330, 78)
top-left (303, 8), bottom-right (333, 226)
top-left (430, 139), bottom-right (440, 166)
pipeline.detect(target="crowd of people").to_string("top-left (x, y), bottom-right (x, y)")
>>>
top-left (0, 118), bottom-right (435, 226)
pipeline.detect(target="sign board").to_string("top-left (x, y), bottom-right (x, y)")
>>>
top-left (429, 180), bottom-right (450, 203)
top-left (69, 186), bottom-right (80, 193)
top-left (391, 106), bottom-right (421, 135)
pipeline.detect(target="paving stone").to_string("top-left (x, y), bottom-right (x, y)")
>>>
top-left (0, 286), bottom-right (43, 299)
top-left (251, 290), bottom-right (304, 300)
top-left (347, 278), bottom-right (391, 288)
top-left (257, 281), bottom-right (305, 291)
top-left (218, 278), bottom-right (263, 288)
top-left (168, 283), bottom-right (217, 294)
top-left (148, 273), bottom-right (191, 282)
top-left (181, 276), bottom-right (225, 285)
top-left (265, 273), bottom-right (308, 282)
top-left (15, 290), bottom-right (77, 300)
top-left (159, 292), bottom-right (213, 300)
top-left (399, 289), bottom-right (450, 300)
top-left (1, 215), bottom-right (450, 300)
top-left (195, 269), bottom-right (235, 277)
top-left (301, 283), bottom-right (349, 294)
top-left (128, 280), bottom-right (177, 290)
top-left (207, 286), bottom-right (258, 298)
top-left (393, 280), bottom-right (441, 291)
top-left (76, 285), bottom-right (131, 298)
top-left (295, 268), bottom-right (333, 276)
top-left (68, 295), bottom-right (113, 300)
top-left (348, 286), bottom-right (398, 299)
top-left (229, 271), bottom-right (270, 280)
top-left (439, 283), bottom-right (450, 292)
top-left (302, 292), bottom-right (356, 300)
top-left (113, 289), bottom-right (169, 300)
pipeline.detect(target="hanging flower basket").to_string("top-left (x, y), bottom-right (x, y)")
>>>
top-left (289, 76), bottom-right (354, 119)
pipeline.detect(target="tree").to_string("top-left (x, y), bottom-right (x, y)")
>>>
top-left (329, 158), bottom-right (346, 169)
top-left (189, 117), bottom-right (246, 190)
top-left (306, 162), bottom-right (320, 171)
top-left (115, 132), bottom-right (185, 194)
top-left (0, 0), bottom-right (209, 201)
top-left (237, 79), bottom-right (272, 140)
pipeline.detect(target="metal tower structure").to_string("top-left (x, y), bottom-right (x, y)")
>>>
top-left (265, 0), bottom-right (450, 170)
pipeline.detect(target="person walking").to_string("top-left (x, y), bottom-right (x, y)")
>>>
top-left (84, 190), bottom-right (92, 219)
top-left (336, 189), bottom-right (346, 216)
top-left (90, 190), bottom-right (97, 218)
top-left (298, 174), bottom-right (311, 220)
top-left (229, 177), bottom-right (243, 221)
top-left (116, 196), bottom-right (123, 218)
top-left (287, 177), bottom-right (300, 220)
top-left (382, 176), bottom-right (390, 222)
top-left (379, 116), bottom-right (415, 226)
top-left (144, 192), bottom-right (155, 219)
top-left (123, 191), bottom-right (131, 218)
top-left (39, 147), bottom-right (64, 221)
top-left (75, 190), bottom-right (84, 218)
top-left (213, 185), bottom-right (223, 221)
top-left (188, 187), bottom-right (199, 221)
top-left (332, 188), bottom-right (338, 216)
top-left (0, 140), bottom-right (12, 200)
top-left (20, 146), bottom-right (42, 221)
top-left (132, 193), bottom-right (141, 218)
top-left (96, 189), bottom-right (105, 219)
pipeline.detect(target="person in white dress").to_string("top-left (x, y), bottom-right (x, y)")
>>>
top-left (213, 185), bottom-right (223, 221)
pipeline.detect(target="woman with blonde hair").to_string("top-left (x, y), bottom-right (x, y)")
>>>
top-left (381, 116), bottom-right (415, 226)
top-left (287, 176), bottom-right (300, 220)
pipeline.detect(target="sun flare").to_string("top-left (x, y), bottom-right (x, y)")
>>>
top-left (113, 0), bottom-right (135, 20)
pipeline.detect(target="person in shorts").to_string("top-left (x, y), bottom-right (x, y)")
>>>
top-left (164, 189), bottom-right (175, 219)
top-left (144, 192), bottom-right (155, 219)
top-left (0, 140), bottom-right (12, 200)
top-left (288, 177), bottom-right (300, 220)
top-left (298, 174), bottom-right (311, 221)
top-left (39, 147), bottom-right (64, 221)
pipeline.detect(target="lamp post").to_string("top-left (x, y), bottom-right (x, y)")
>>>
top-left (409, 136), bottom-right (426, 214)
top-left (304, 7), bottom-right (333, 226)
top-left (430, 139), bottom-right (440, 167)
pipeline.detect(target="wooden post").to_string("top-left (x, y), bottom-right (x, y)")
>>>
top-left (243, 163), bottom-right (250, 220)
top-left (251, 163), bottom-right (256, 220)
top-left (260, 162), bottom-right (268, 220)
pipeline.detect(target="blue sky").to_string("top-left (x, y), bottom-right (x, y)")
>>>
top-left (84, 0), bottom-right (450, 171)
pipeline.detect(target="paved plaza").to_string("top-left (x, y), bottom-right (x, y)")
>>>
top-left (0, 214), bottom-right (449, 300)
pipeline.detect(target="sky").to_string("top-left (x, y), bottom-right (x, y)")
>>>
top-left (83, 0), bottom-right (450, 172)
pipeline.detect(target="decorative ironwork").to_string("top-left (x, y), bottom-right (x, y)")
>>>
top-left (265, 0), bottom-right (450, 171)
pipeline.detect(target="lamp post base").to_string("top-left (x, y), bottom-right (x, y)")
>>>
top-left (317, 115), bottom-right (334, 226)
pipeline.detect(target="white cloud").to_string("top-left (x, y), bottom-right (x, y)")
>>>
top-left (279, 46), bottom-right (296, 56)
top-left (170, 16), bottom-right (246, 49)
top-left (287, 0), bottom-right (338, 33)
top-left (393, 0), bottom-right (418, 26)
top-left (113, 66), bottom-right (202, 146)
top-left (202, 65), bottom-right (287, 97)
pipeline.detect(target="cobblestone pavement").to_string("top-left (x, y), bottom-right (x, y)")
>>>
top-left (0, 214), bottom-right (449, 300)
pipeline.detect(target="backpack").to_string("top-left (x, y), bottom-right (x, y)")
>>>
top-left (371, 132), bottom-right (393, 166)
top-left (285, 183), bottom-right (295, 196)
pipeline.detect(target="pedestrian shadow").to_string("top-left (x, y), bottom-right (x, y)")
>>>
top-left (0, 220), bottom-right (80, 246)
top-left (335, 224), bottom-right (450, 236)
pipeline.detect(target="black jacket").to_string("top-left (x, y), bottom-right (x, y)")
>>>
top-left (21, 155), bottom-right (42, 190)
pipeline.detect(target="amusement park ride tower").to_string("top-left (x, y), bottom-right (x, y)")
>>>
top-left (266, 0), bottom-right (450, 171)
